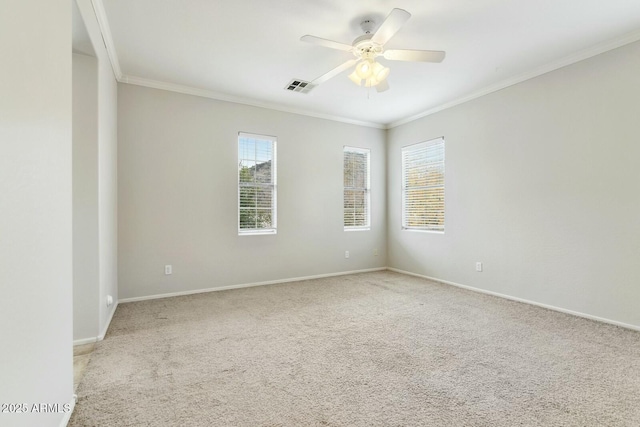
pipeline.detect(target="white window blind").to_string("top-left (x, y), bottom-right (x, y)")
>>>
top-left (344, 146), bottom-right (370, 230)
top-left (238, 132), bottom-right (277, 235)
top-left (401, 138), bottom-right (445, 232)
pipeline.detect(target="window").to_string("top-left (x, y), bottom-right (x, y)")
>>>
top-left (343, 146), bottom-right (370, 230)
top-left (401, 137), bottom-right (445, 232)
top-left (238, 133), bottom-right (277, 235)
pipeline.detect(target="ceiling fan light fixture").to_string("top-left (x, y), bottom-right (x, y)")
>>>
top-left (348, 71), bottom-right (362, 86)
top-left (373, 62), bottom-right (390, 82)
top-left (351, 60), bottom-right (389, 88)
top-left (364, 76), bottom-right (381, 88)
top-left (355, 60), bottom-right (374, 79)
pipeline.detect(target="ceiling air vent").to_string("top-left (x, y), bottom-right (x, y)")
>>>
top-left (285, 79), bottom-right (315, 94)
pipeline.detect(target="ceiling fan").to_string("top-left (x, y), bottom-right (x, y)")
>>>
top-left (301, 8), bottom-right (446, 92)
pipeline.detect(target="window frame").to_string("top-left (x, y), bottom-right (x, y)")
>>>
top-left (401, 137), bottom-right (445, 233)
top-left (237, 132), bottom-right (277, 236)
top-left (343, 145), bottom-right (371, 231)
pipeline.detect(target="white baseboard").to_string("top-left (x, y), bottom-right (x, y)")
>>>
top-left (73, 301), bottom-right (119, 345)
top-left (73, 337), bottom-right (98, 346)
top-left (59, 394), bottom-right (76, 427)
top-left (388, 267), bottom-right (640, 332)
top-left (119, 267), bottom-right (387, 303)
top-left (98, 301), bottom-right (118, 341)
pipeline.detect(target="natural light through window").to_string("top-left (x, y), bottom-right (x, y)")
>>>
top-left (401, 137), bottom-right (445, 232)
top-left (344, 146), bottom-right (370, 230)
top-left (238, 133), bottom-right (277, 235)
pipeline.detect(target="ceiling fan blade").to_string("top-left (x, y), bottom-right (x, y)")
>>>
top-left (383, 49), bottom-right (446, 63)
top-left (371, 8), bottom-right (411, 45)
top-left (375, 80), bottom-right (389, 93)
top-left (300, 35), bottom-right (353, 52)
top-left (312, 59), bottom-right (358, 85)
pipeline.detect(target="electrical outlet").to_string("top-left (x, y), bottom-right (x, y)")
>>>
top-left (345, 251), bottom-right (350, 259)
top-left (476, 262), bottom-right (483, 272)
top-left (374, 249), bottom-right (379, 256)
top-left (165, 265), bottom-right (172, 275)
top-left (106, 295), bottom-right (113, 307)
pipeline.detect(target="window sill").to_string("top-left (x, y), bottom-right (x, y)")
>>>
top-left (238, 229), bottom-right (277, 236)
top-left (401, 228), bottom-right (444, 234)
top-left (344, 227), bottom-right (371, 232)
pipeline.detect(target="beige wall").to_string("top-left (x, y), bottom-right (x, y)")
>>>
top-left (117, 84), bottom-right (386, 300)
top-left (97, 40), bottom-right (118, 337)
top-left (387, 40), bottom-right (640, 329)
top-left (74, 0), bottom-right (119, 341)
top-left (0, 0), bottom-right (73, 425)
top-left (117, 34), bottom-right (640, 329)
top-left (73, 52), bottom-right (100, 342)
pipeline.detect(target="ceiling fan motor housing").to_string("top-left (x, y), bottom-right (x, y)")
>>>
top-left (352, 35), bottom-right (383, 60)
top-left (360, 19), bottom-right (376, 34)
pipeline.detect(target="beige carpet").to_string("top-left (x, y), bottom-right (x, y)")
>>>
top-left (70, 271), bottom-right (640, 426)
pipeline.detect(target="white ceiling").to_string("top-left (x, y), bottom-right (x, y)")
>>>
top-left (99, 0), bottom-right (640, 127)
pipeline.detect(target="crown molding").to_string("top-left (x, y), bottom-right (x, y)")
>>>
top-left (387, 28), bottom-right (640, 129)
top-left (90, 0), bottom-right (122, 79)
top-left (119, 75), bottom-right (387, 129)
top-left (91, 0), bottom-right (381, 128)
top-left (90, 0), bottom-right (640, 131)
